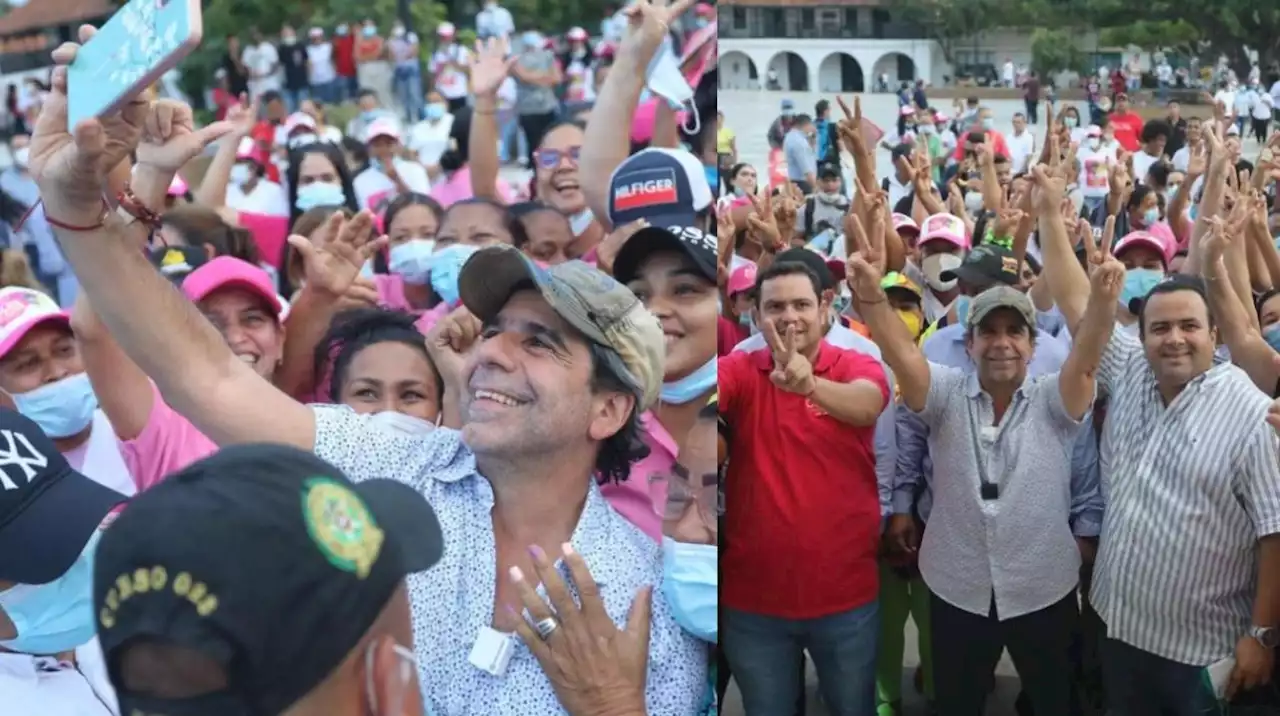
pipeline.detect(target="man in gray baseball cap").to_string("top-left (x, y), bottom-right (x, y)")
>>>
top-left (965, 284), bottom-right (1037, 333)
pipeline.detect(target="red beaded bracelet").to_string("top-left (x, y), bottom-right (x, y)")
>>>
top-left (16, 198), bottom-right (111, 233)
top-left (116, 185), bottom-right (163, 230)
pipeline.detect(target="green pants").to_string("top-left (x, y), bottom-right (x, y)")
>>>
top-left (875, 562), bottom-right (934, 716)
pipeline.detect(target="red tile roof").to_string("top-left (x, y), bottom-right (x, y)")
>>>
top-left (0, 0), bottom-right (115, 36)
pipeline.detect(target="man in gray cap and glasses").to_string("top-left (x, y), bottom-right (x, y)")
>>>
top-left (845, 223), bottom-right (1124, 716)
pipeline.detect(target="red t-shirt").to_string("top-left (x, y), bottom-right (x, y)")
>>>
top-left (249, 121), bottom-right (282, 183)
top-left (1110, 111), bottom-right (1144, 152)
top-left (333, 36), bottom-right (356, 77)
top-left (951, 128), bottom-right (1011, 161)
top-left (717, 315), bottom-right (748, 357)
top-left (719, 342), bottom-right (888, 618)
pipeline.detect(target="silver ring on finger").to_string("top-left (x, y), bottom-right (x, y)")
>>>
top-left (534, 616), bottom-right (559, 640)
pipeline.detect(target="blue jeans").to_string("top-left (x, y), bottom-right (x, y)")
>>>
top-left (497, 108), bottom-right (527, 164)
top-left (394, 64), bottom-right (424, 123)
top-left (723, 601), bottom-right (879, 716)
top-left (282, 87), bottom-right (308, 113)
top-left (310, 80), bottom-right (339, 105)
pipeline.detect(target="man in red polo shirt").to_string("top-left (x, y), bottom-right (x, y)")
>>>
top-left (1108, 93), bottom-right (1144, 152)
top-left (719, 260), bottom-right (889, 715)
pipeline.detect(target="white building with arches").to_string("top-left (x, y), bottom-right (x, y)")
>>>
top-left (718, 38), bottom-right (940, 93)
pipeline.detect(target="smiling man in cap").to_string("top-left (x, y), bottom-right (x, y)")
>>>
top-left (0, 408), bottom-right (126, 713)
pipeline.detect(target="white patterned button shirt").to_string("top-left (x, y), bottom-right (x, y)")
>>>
top-left (1091, 327), bottom-right (1280, 665)
top-left (912, 365), bottom-right (1089, 620)
top-left (312, 406), bottom-right (708, 715)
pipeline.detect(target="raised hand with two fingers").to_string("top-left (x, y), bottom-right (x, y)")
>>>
top-left (1082, 215), bottom-right (1125, 304)
top-left (746, 191), bottom-right (783, 251)
top-left (762, 318), bottom-right (815, 396)
top-left (137, 99), bottom-right (236, 174)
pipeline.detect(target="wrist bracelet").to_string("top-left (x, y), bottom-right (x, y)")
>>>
top-left (20, 198), bottom-right (111, 233)
top-left (855, 292), bottom-right (887, 305)
top-left (116, 186), bottom-right (163, 230)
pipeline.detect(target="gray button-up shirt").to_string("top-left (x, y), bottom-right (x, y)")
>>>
top-left (913, 365), bottom-right (1089, 619)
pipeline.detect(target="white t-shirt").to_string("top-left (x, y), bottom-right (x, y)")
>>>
top-left (227, 179), bottom-right (290, 217)
top-left (1077, 145), bottom-right (1116, 199)
top-left (1253, 92), bottom-right (1274, 120)
top-left (1132, 150), bottom-right (1160, 185)
top-left (1006, 129), bottom-right (1036, 173)
top-left (1214, 89), bottom-right (1238, 115)
top-left (1002, 62), bottom-right (1014, 83)
top-left (1156, 63), bottom-right (1172, 83)
top-left (408, 114), bottom-right (455, 166)
top-left (497, 76), bottom-right (518, 111)
top-left (430, 45), bottom-right (472, 100)
top-left (1236, 89), bottom-right (1257, 117)
top-left (1171, 145), bottom-right (1192, 173)
top-left (242, 42), bottom-right (281, 95)
top-left (1270, 81), bottom-right (1280, 107)
top-left (353, 159), bottom-right (431, 210)
top-left (306, 42), bottom-right (337, 85)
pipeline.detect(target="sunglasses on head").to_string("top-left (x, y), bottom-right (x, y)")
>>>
top-left (534, 146), bottom-right (582, 169)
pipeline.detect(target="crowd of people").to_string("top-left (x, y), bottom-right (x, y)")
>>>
top-left (0, 0), bottom-right (723, 714)
top-left (717, 64), bottom-right (1280, 715)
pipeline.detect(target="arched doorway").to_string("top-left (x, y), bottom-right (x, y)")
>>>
top-left (818, 52), bottom-right (864, 93)
top-left (872, 52), bottom-right (917, 88)
top-left (717, 51), bottom-right (758, 90)
top-left (766, 51), bottom-right (809, 92)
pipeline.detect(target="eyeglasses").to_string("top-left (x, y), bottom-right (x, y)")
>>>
top-left (534, 146), bottom-right (582, 169)
top-left (648, 464), bottom-right (721, 530)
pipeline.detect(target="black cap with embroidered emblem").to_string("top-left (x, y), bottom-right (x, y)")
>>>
top-left (92, 443), bottom-right (442, 715)
top-left (940, 243), bottom-right (1021, 288)
top-left (149, 245), bottom-right (209, 285)
top-left (0, 408), bottom-right (125, 584)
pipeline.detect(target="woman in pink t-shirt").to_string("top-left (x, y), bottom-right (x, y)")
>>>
top-left (311, 307), bottom-right (443, 420)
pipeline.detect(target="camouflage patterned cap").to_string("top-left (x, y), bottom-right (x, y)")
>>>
top-left (458, 246), bottom-right (665, 411)
top-left (965, 285), bottom-right (1036, 331)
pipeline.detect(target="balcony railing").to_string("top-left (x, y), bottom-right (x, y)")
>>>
top-left (719, 21), bottom-right (926, 40)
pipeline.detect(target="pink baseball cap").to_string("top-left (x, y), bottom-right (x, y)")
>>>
top-left (0, 287), bottom-right (68, 359)
top-left (235, 137), bottom-right (257, 160)
top-left (900, 105), bottom-right (916, 117)
top-left (181, 256), bottom-right (286, 318)
top-left (283, 112), bottom-right (317, 136)
top-left (1113, 229), bottom-right (1174, 266)
top-left (892, 212), bottom-right (920, 234)
top-left (437, 22), bottom-right (456, 37)
top-left (364, 118), bottom-right (402, 144)
top-left (728, 263), bottom-right (757, 296)
top-left (919, 213), bottom-right (970, 250)
top-left (566, 26), bottom-right (587, 41)
top-left (168, 175), bottom-right (189, 197)
top-left (1085, 124), bottom-right (1102, 137)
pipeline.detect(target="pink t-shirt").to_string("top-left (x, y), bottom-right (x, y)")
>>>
top-left (120, 383), bottom-right (219, 492)
top-left (236, 211), bottom-right (290, 269)
top-left (428, 166), bottom-right (518, 208)
top-left (373, 273), bottom-right (452, 333)
top-left (599, 411), bottom-right (671, 541)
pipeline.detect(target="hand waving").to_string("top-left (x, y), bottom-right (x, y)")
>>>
top-left (137, 100), bottom-right (236, 174)
top-left (30, 25), bottom-right (149, 224)
top-left (762, 319), bottom-right (816, 396)
top-left (471, 37), bottom-right (516, 98)
top-left (510, 544), bottom-right (649, 716)
top-left (287, 210), bottom-right (388, 299)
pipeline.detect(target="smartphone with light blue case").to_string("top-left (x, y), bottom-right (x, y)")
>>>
top-left (66, 0), bottom-right (203, 130)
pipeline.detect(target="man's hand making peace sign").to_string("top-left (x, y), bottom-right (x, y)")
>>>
top-left (762, 318), bottom-right (816, 396)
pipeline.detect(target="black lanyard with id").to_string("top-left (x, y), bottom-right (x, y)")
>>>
top-left (966, 395), bottom-right (1025, 501)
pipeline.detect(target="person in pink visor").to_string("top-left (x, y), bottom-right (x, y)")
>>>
top-left (72, 257), bottom-right (288, 497)
top-left (1112, 228), bottom-right (1174, 330)
top-left (718, 262), bottom-right (757, 356)
top-left (166, 174), bottom-right (191, 209)
top-left (0, 287), bottom-right (136, 498)
top-left (915, 213), bottom-right (971, 323)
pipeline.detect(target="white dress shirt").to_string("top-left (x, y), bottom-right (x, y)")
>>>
top-left (0, 637), bottom-right (118, 716)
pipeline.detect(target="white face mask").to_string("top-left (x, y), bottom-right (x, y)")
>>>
top-left (368, 409), bottom-right (441, 435)
top-left (12, 147), bottom-right (28, 168)
top-left (921, 252), bottom-right (963, 292)
top-left (229, 163), bottom-right (253, 186)
top-left (963, 191), bottom-right (985, 215)
top-left (569, 209), bottom-right (594, 237)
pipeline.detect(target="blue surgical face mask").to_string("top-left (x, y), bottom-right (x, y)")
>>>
top-left (661, 538), bottom-right (717, 643)
top-left (733, 186), bottom-right (745, 197)
top-left (295, 181), bottom-right (347, 212)
top-left (569, 209), bottom-right (594, 237)
top-left (12, 372), bottom-right (98, 439)
top-left (1265, 324), bottom-right (1280, 353)
top-left (981, 118), bottom-right (995, 130)
top-left (644, 37), bottom-right (699, 135)
top-left (661, 358), bottom-right (716, 404)
top-left (955, 295), bottom-right (971, 325)
top-left (362, 25), bottom-right (377, 38)
top-left (361, 110), bottom-right (382, 123)
top-left (1064, 116), bottom-right (1078, 128)
top-left (424, 103), bottom-right (447, 121)
top-left (1120, 268), bottom-right (1164, 311)
top-left (1141, 208), bottom-right (1160, 227)
top-left (522, 31), bottom-right (541, 49)
top-left (389, 238), bottom-right (437, 285)
top-left (429, 244), bottom-right (480, 306)
top-left (0, 530), bottom-right (101, 655)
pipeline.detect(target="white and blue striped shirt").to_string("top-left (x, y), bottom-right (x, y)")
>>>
top-left (1091, 327), bottom-right (1280, 665)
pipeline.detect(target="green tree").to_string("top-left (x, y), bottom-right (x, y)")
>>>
top-left (1030, 28), bottom-right (1088, 77)
top-left (1084, 0), bottom-right (1280, 75)
top-left (895, 0), bottom-right (1072, 64)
